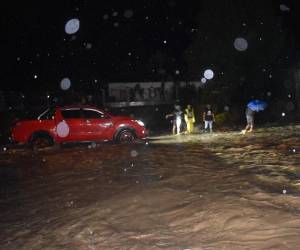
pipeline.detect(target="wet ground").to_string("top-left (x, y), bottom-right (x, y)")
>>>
top-left (1, 124), bottom-right (300, 249)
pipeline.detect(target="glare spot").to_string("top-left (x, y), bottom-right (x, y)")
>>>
top-left (65, 18), bottom-right (80, 34)
top-left (282, 189), bottom-right (287, 194)
top-left (234, 37), bottom-right (248, 51)
top-left (124, 9), bottom-right (134, 18)
top-left (128, 52), bottom-right (132, 56)
top-left (3, 147), bottom-right (7, 151)
top-left (163, 40), bottom-right (167, 44)
top-left (175, 70), bottom-right (180, 75)
top-left (204, 69), bottom-right (214, 80)
top-left (269, 74), bottom-right (272, 78)
top-left (57, 120), bottom-right (70, 138)
top-left (60, 78), bottom-right (71, 90)
top-left (112, 11), bottom-right (118, 17)
top-left (16, 57), bottom-right (21, 61)
top-left (34, 75), bottom-right (38, 79)
top-left (288, 94), bottom-right (291, 98)
top-left (282, 112), bottom-right (286, 117)
top-left (224, 106), bottom-right (230, 112)
top-left (131, 150), bottom-right (138, 157)
top-left (267, 92), bottom-right (272, 96)
top-left (201, 77), bottom-right (207, 83)
top-left (113, 22), bottom-right (119, 27)
top-left (103, 14), bottom-right (109, 20)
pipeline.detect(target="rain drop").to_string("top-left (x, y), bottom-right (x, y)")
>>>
top-left (131, 150), bottom-right (138, 157)
top-left (65, 18), bottom-right (80, 34)
top-left (60, 78), bottom-right (71, 90)
top-left (57, 120), bottom-right (70, 138)
top-left (204, 69), bottom-right (214, 80)
top-left (124, 9), bottom-right (134, 18)
top-left (85, 43), bottom-right (92, 49)
top-left (234, 37), bottom-right (248, 51)
top-left (280, 4), bottom-right (290, 12)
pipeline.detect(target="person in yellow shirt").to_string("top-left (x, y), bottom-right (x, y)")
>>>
top-left (184, 104), bottom-right (195, 134)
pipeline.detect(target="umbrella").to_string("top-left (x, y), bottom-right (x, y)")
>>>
top-left (247, 100), bottom-right (267, 112)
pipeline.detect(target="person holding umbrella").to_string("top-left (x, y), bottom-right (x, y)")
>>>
top-left (242, 100), bottom-right (267, 134)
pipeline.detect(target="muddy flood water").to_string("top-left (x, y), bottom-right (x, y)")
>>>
top-left (1, 125), bottom-right (300, 250)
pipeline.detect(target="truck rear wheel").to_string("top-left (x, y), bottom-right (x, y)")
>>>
top-left (30, 133), bottom-right (54, 149)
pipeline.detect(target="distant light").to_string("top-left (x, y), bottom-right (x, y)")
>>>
top-left (282, 112), bottom-right (286, 117)
top-left (224, 106), bottom-right (230, 112)
top-left (128, 52), bottom-right (132, 56)
top-left (103, 14), bottom-right (109, 20)
top-left (282, 189), bottom-right (287, 194)
top-left (34, 75), bottom-right (38, 79)
top-left (175, 70), bottom-right (180, 75)
top-left (65, 18), bottom-right (80, 34)
top-left (242, 22), bottom-right (247, 26)
top-left (288, 94), bottom-right (291, 98)
top-left (163, 40), bottom-right (167, 44)
top-left (112, 11), bottom-right (118, 17)
top-left (201, 77), bottom-right (207, 83)
top-left (47, 95), bottom-right (50, 99)
top-left (16, 57), bottom-right (21, 61)
top-left (113, 22), bottom-right (119, 27)
top-left (267, 91), bottom-right (272, 96)
top-left (60, 78), bottom-right (71, 90)
top-left (94, 79), bottom-right (98, 83)
top-left (292, 149), bottom-right (296, 153)
top-left (204, 69), bottom-right (214, 80)
top-left (262, 68), bottom-right (266, 72)
top-left (259, 37), bottom-right (262, 41)
top-left (3, 147), bottom-right (7, 151)
top-left (234, 37), bottom-right (248, 51)
top-left (145, 16), bottom-right (149, 20)
top-left (269, 74), bottom-right (272, 78)
top-left (124, 9), bottom-right (134, 18)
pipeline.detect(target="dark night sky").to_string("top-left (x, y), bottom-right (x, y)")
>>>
top-left (1, 0), bottom-right (300, 94)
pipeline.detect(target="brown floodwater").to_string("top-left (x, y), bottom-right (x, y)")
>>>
top-left (1, 125), bottom-right (300, 249)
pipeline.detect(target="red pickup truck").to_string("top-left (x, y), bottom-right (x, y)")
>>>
top-left (11, 105), bottom-right (147, 147)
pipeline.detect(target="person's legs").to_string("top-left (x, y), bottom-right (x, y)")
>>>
top-left (176, 118), bottom-right (181, 134)
top-left (245, 115), bottom-right (254, 132)
top-left (209, 121), bottom-right (213, 132)
top-left (189, 119), bottom-right (194, 133)
top-left (172, 122), bottom-right (176, 135)
top-left (204, 120), bottom-right (208, 132)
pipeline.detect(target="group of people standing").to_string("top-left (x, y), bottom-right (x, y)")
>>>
top-left (166, 104), bottom-right (215, 135)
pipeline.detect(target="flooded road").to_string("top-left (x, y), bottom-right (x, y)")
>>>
top-left (1, 125), bottom-right (300, 249)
